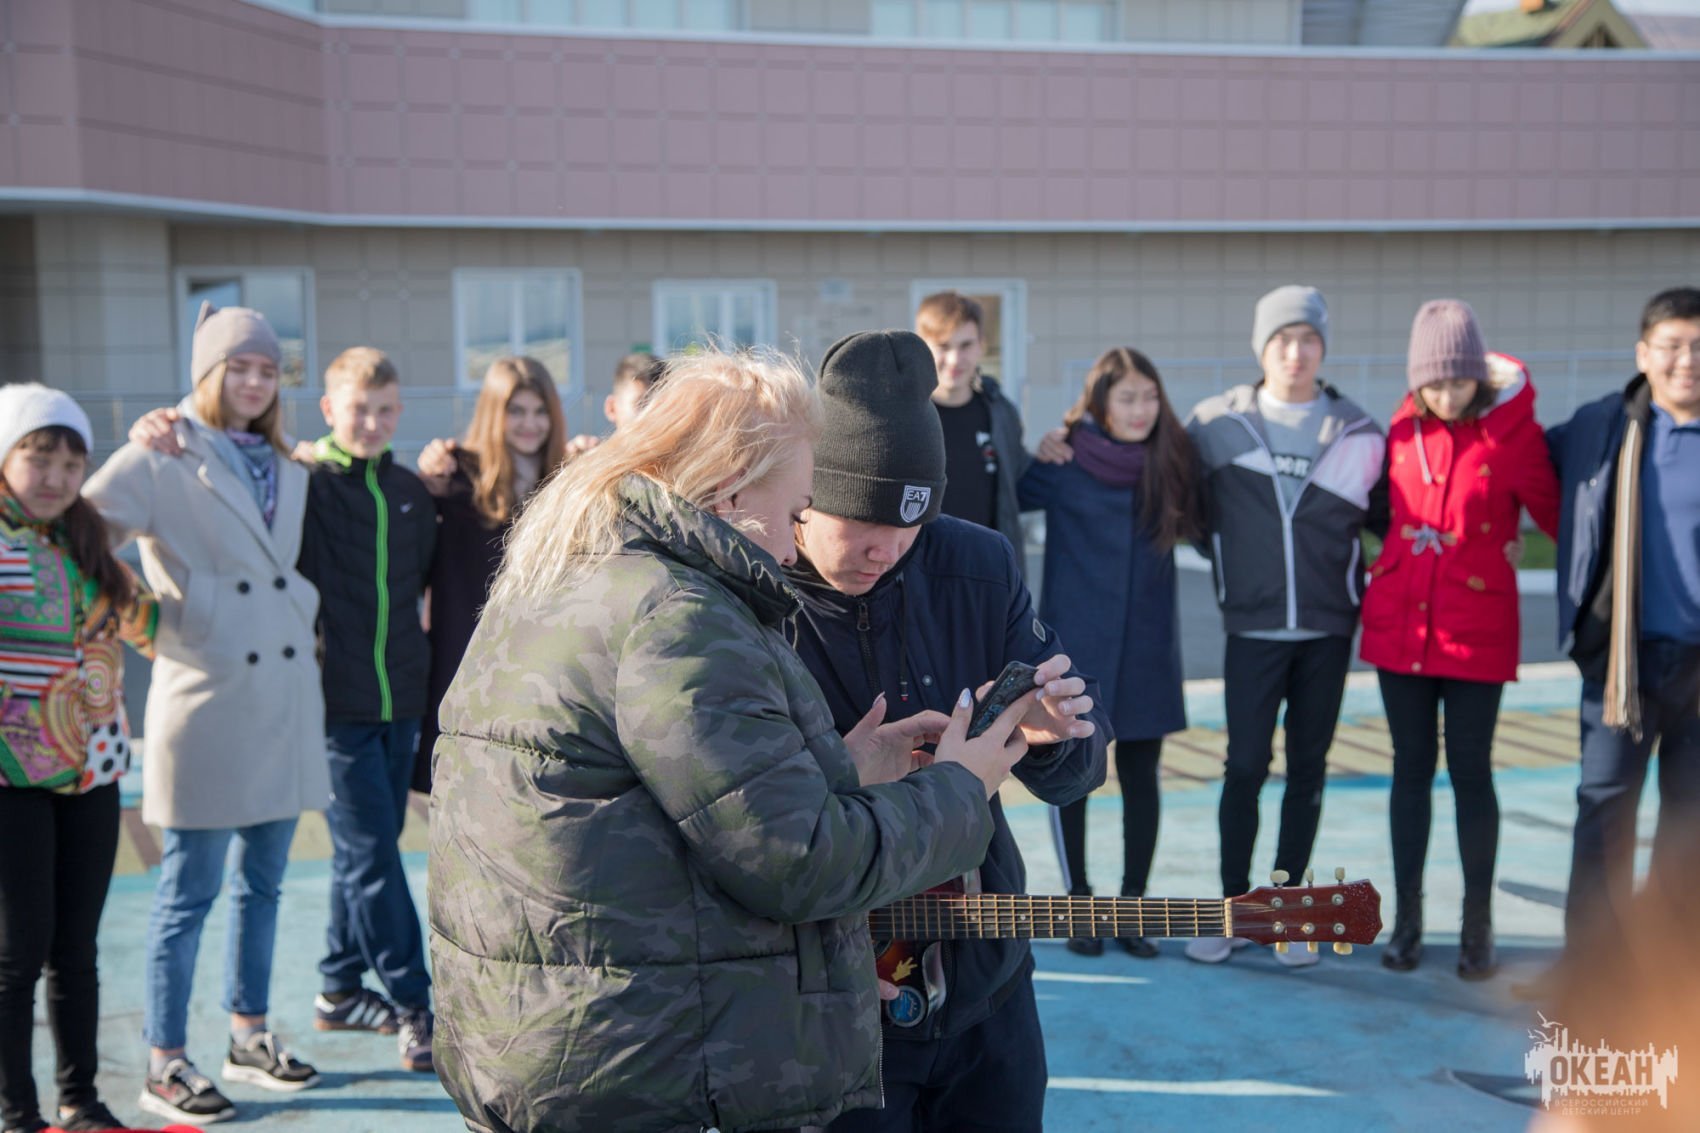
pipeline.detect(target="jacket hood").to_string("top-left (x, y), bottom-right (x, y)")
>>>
top-left (1390, 352), bottom-right (1539, 438)
top-left (619, 475), bottom-right (799, 627)
top-left (1201, 378), bottom-right (1376, 443)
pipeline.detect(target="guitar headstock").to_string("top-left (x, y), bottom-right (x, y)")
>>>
top-left (1228, 867), bottom-right (1383, 954)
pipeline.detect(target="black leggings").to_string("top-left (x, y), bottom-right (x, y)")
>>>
top-left (1377, 670), bottom-right (1504, 902)
top-left (0, 784), bottom-right (120, 1129)
top-left (1054, 739), bottom-right (1163, 898)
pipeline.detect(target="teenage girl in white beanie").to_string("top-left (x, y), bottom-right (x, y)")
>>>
top-left (0, 385), bottom-right (157, 1133)
top-left (82, 305), bottom-right (329, 1126)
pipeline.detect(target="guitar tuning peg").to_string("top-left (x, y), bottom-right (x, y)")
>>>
top-left (1270, 869), bottom-right (1289, 885)
top-left (1307, 941), bottom-right (1319, 953)
top-left (1304, 868), bottom-right (1315, 885)
top-left (1333, 942), bottom-right (1353, 955)
top-left (1334, 866), bottom-right (1346, 882)
top-left (1274, 941), bottom-right (1289, 954)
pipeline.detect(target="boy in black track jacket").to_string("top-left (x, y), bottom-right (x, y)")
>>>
top-left (787, 330), bottom-right (1108, 1133)
top-left (295, 348), bottom-right (439, 1073)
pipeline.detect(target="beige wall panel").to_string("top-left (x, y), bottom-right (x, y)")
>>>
top-left (136, 223), bottom-right (1700, 455)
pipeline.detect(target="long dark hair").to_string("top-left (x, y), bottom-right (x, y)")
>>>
top-left (1063, 347), bottom-right (1203, 551)
top-left (5, 427), bottom-right (137, 611)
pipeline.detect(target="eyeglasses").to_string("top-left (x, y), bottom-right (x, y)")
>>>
top-left (1646, 340), bottom-right (1699, 360)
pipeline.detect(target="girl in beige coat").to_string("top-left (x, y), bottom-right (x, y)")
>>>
top-left (82, 305), bottom-right (328, 1127)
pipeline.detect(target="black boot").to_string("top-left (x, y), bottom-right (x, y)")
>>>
top-left (1381, 891), bottom-right (1423, 971)
top-left (1458, 895), bottom-right (1496, 981)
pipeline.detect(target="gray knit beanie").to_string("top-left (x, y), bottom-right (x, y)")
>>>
top-left (811, 330), bottom-right (947, 527)
top-left (189, 302), bottom-right (281, 385)
top-left (1252, 285), bottom-right (1329, 359)
top-left (1407, 299), bottom-right (1488, 390)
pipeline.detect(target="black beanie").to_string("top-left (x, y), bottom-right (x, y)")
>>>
top-left (812, 330), bottom-right (947, 527)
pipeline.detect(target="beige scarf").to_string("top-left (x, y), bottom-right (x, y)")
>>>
top-left (1603, 416), bottom-right (1645, 739)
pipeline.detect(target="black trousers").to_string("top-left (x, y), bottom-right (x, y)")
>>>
top-left (1377, 670), bottom-right (1504, 903)
top-left (1053, 739), bottom-right (1163, 899)
top-left (1219, 634), bottom-right (1352, 897)
top-left (1566, 641), bottom-right (1700, 950)
top-left (827, 973), bottom-right (1046, 1133)
top-left (0, 784), bottom-right (120, 1129)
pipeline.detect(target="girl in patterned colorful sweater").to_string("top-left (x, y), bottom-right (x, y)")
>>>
top-left (0, 384), bottom-right (156, 1133)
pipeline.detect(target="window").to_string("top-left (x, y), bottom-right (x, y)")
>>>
top-left (452, 269), bottom-right (583, 398)
top-left (909, 277), bottom-right (1028, 400)
top-left (175, 267), bottom-right (314, 390)
top-left (651, 280), bottom-right (777, 354)
top-left (466, 0), bottom-right (734, 29)
top-left (874, 0), bottom-right (1113, 41)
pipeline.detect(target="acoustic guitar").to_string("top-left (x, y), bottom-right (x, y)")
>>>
top-left (871, 868), bottom-right (1382, 1028)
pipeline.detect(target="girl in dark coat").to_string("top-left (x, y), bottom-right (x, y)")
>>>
top-left (1019, 347), bottom-right (1202, 957)
top-left (413, 356), bottom-right (567, 790)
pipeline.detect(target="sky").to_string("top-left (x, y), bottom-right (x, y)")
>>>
top-left (1462, 0), bottom-right (1700, 12)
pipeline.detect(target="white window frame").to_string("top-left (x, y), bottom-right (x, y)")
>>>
top-left (909, 277), bottom-right (1028, 401)
top-left (651, 278), bottom-right (778, 354)
top-left (451, 267), bottom-right (585, 403)
top-left (173, 266), bottom-right (316, 392)
top-left (871, 0), bottom-right (1116, 41)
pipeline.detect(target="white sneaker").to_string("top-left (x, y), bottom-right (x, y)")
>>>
top-left (1184, 936), bottom-right (1251, 964)
top-left (1273, 942), bottom-right (1321, 968)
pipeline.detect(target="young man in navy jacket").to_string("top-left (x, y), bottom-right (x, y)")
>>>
top-left (1548, 286), bottom-right (1700, 960)
top-left (786, 330), bottom-right (1108, 1133)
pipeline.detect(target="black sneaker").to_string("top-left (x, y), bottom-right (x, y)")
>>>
top-left (54, 1100), bottom-right (124, 1131)
top-left (138, 1057), bottom-right (235, 1124)
top-left (397, 1007), bottom-right (434, 1073)
top-left (314, 987), bottom-right (400, 1034)
top-left (221, 1031), bottom-right (320, 1092)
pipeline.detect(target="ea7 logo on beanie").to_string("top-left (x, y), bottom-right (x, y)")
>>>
top-left (900, 485), bottom-right (932, 524)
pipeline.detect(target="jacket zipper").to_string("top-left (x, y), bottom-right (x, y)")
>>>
top-left (855, 599), bottom-right (879, 702)
top-left (364, 461), bottom-right (393, 722)
top-left (1224, 410), bottom-right (1374, 631)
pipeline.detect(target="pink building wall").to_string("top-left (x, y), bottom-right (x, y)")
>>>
top-left (3, 0), bottom-right (1697, 227)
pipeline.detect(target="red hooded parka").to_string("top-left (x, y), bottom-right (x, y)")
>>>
top-left (1360, 354), bottom-right (1561, 684)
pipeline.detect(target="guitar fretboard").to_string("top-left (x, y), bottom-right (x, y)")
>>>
top-left (867, 894), bottom-right (1231, 941)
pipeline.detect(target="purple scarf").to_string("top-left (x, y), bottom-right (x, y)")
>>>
top-left (1071, 420), bottom-right (1147, 490)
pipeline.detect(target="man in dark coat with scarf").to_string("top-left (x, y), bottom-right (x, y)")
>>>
top-left (1548, 285), bottom-right (1700, 962)
top-left (785, 329), bottom-right (1109, 1133)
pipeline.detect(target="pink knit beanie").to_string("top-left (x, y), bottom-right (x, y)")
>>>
top-left (1407, 299), bottom-right (1488, 390)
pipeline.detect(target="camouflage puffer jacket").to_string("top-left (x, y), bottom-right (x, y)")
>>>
top-left (429, 477), bottom-right (996, 1133)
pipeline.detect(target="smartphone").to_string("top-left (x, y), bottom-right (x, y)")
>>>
top-left (967, 661), bottom-right (1040, 739)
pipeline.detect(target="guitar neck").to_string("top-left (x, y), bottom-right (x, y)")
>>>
top-left (868, 893), bottom-right (1231, 941)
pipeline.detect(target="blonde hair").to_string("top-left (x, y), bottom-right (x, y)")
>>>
top-left (915, 290), bottom-right (985, 342)
top-left (491, 346), bottom-right (821, 607)
top-left (324, 346), bottom-right (399, 393)
top-left (461, 355), bottom-right (568, 527)
top-left (192, 361), bottom-right (289, 452)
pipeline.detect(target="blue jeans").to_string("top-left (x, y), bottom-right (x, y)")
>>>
top-left (142, 818), bottom-right (298, 1050)
top-left (1565, 640), bottom-right (1700, 948)
top-left (319, 720), bottom-right (430, 1010)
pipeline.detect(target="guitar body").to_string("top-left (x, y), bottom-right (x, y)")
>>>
top-left (874, 938), bottom-right (946, 1028)
top-left (874, 874), bottom-right (968, 1028)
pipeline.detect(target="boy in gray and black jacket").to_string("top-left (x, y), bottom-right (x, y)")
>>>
top-left (1184, 286), bottom-right (1386, 967)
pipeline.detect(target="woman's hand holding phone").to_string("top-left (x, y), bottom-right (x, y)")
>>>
top-left (933, 685), bottom-right (1033, 800)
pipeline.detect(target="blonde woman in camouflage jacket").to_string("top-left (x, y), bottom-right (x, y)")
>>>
top-left (429, 348), bottom-right (1036, 1133)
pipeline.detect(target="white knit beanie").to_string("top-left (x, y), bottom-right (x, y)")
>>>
top-left (0, 383), bottom-right (94, 464)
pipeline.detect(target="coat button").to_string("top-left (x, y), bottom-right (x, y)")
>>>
top-left (246, 652), bottom-right (260, 665)
top-left (1412, 662), bottom-right (1422, 672)
top-left (283, 646), bottom-right (296, 659)
top-left (1417, 602), bottom-right (1428, 612)
top-left (237, 581), bottom-right (251, 594)
top-left (921, 675), bottom-right (933, 686)
top-left (273, 577), bottom-right (287, 590)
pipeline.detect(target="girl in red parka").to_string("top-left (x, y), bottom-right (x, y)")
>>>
top-left (1361, 300), bottom-right (1559, 981)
